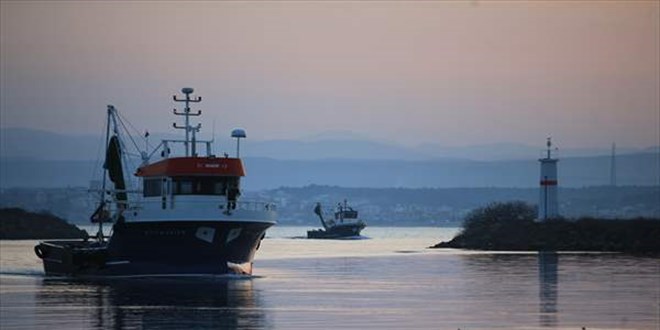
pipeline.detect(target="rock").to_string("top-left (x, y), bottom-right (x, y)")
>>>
top-left (0, 208), bottom-right (88, 239)
top-left (430, 202), bottom-right (660, 254)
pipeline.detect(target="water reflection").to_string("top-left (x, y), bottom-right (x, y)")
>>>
top-left (3, 237), bottom-right (657, 329)
top-left (36, 277), bottom-right (266, 330)
top-left (538, 252), bottom-right (558, 327)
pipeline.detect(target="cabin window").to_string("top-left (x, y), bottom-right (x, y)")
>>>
top-left (214, 182), bottom-right (225, 195)
top-left (143, 178), bottom-right (162, 197)
top-left (171, 176), bottom-right (239, 196)
top-left (180, 181), bottom-right (193, 194)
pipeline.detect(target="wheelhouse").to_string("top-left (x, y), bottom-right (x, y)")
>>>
top-left (136, 157), bottom-right (245, 198)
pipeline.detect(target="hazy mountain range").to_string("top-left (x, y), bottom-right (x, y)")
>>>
top-left (2, 127), bottom-right (658, 161)
top-left (1, 128), bottom-right (658, 190)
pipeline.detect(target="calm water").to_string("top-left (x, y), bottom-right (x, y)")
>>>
top-left (1, 226), bottom-right (658, 329)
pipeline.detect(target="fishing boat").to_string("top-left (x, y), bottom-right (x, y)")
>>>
top-left (307, 200), bottom-right (366, 239)
top-left (34, 87), bottom-right (277, 277)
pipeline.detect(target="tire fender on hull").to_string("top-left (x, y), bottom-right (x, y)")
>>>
top-left (34, 245), bottom-right (47, 259)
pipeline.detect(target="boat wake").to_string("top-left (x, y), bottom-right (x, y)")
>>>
top-left (312, 235), bottom-right (371, 240)
top-left (0, 263), bottom-right (267, 281)
top-left (287, 235), bottom-right (371, 240)
top-left (0, 268), bottom-right (45, 277)
top-left (288, 235), bottom-right (309, 239)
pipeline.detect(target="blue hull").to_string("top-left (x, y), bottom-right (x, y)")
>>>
top-left (36, 221), bottom-right (272, 277)
top-left (307, 222), bottom-right (366, 239)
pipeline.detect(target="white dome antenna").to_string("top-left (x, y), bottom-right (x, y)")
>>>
top-left (231, 128), bottom-right (247, 157)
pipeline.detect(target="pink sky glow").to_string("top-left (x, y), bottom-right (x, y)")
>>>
top-left (1, 1), bottom-right (658, 148)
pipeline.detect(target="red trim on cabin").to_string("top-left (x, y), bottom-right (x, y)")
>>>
top-left (540, 180), bottom-right (558, 186)
top-left (135, 157), bottom-right (245, 177)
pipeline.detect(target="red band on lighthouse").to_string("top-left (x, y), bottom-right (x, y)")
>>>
top-left (540, 179), bottom-right (557, 186)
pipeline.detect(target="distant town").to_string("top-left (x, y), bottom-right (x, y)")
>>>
top-left (1, 185), bottom-right (658, 226)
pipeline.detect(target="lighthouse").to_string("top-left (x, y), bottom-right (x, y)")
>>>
top-left (538, 137), bottom-right (559, 221)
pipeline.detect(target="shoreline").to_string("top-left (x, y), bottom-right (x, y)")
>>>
top-left (431, 218), bottom-right (660, 255)
top-left (0, 208), bottom-right (88, 240)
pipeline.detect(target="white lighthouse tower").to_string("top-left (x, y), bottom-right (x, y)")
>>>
top-left (538, 137), bottom-right (559, 221)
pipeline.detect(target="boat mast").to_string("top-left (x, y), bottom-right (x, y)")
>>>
top-left (173, 87), bottom-right (202, 157)
top-left (96, 106), bottom-right (113, 242)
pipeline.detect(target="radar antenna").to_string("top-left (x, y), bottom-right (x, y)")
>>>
top-left (172, 87), bottom-right (202, 157)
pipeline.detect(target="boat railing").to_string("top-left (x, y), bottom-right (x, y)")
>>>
top-left (124, 199), bottom-right (277, 213)
top-left (235, 200), bottom-right (277, 212)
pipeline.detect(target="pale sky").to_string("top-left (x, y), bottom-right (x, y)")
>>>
top-left (1, 1), bottom-right (658, 148)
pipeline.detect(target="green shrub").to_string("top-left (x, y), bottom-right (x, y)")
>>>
top-left (459, 201), bottom-right (537, 250)
top-left (433, 201), bottom-right (660, 254)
